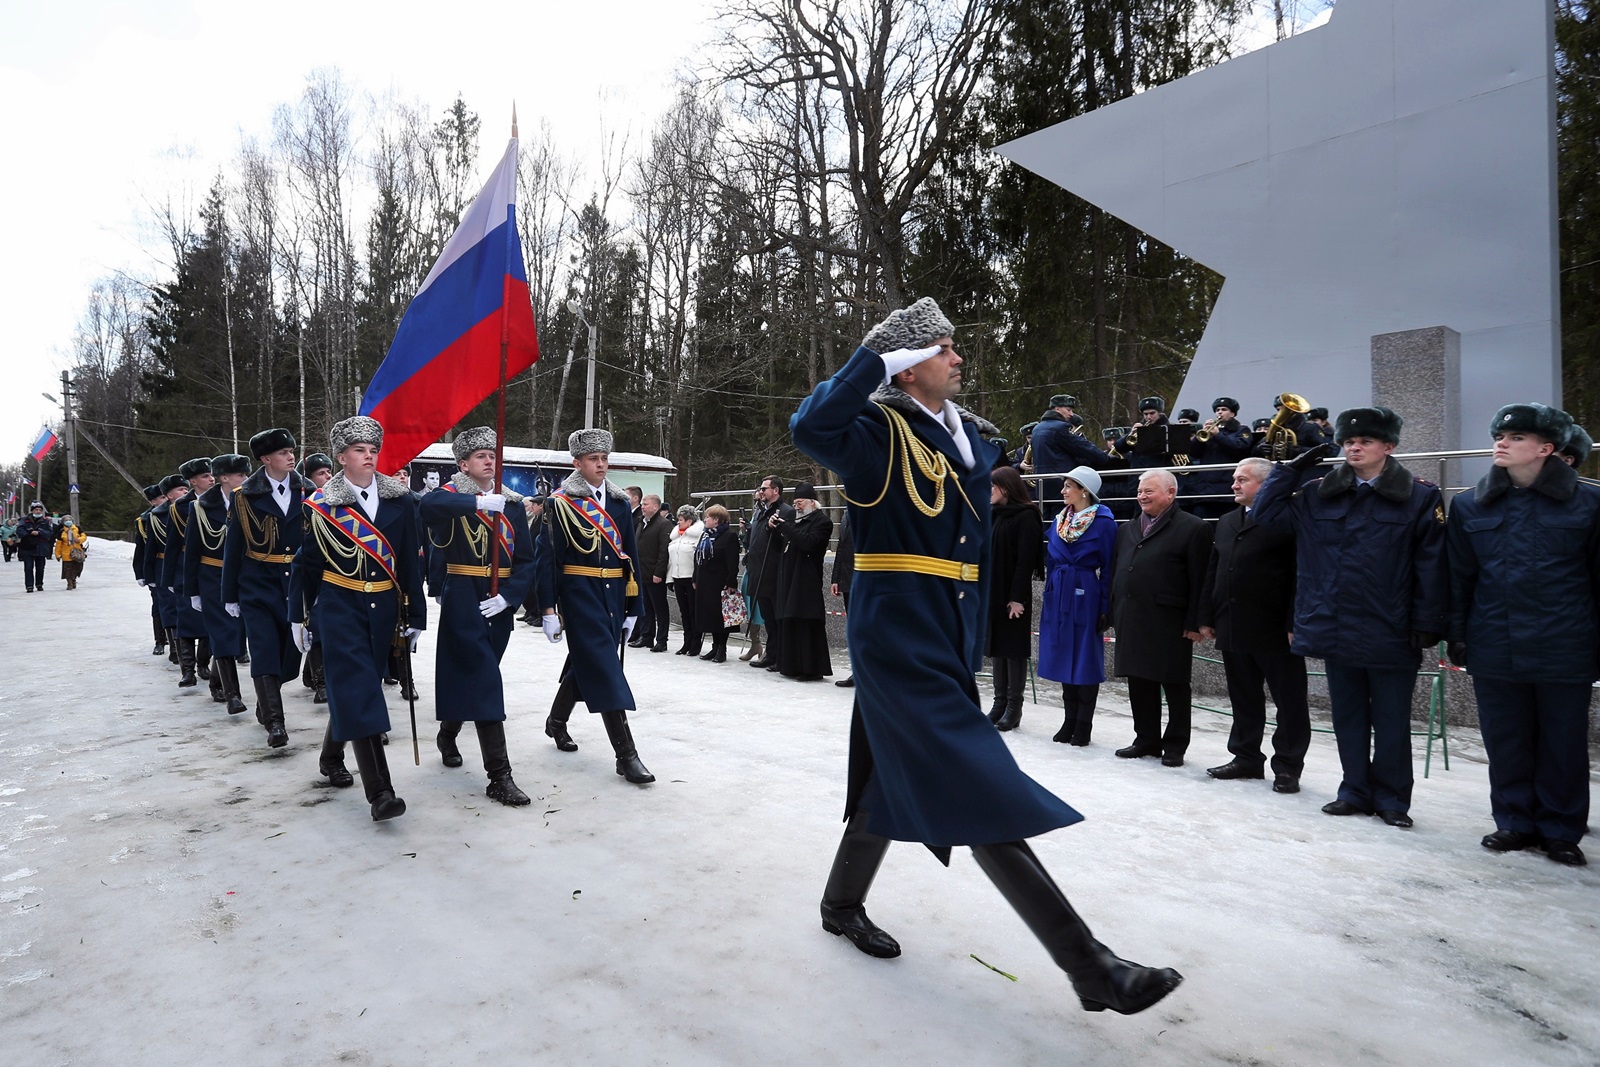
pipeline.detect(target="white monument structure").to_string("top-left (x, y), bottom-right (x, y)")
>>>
top-left (995, 0), bottom-right (1559, 450)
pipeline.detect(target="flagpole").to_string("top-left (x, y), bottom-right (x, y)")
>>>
top-left (490, 104), bottom-right (518, 599)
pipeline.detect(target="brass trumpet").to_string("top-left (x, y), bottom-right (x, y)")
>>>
top-left (1194, 417), bottom-right (1220, 444)
top-left (1265, 392), bottom-right (1311, 462)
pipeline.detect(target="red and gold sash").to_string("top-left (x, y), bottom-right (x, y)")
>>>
top-left (443, 484), bottom-right (513, 559)
top-left (306, 487), bottom-right (398, 584)
top-left (552, 490), bottom-right (628, 559)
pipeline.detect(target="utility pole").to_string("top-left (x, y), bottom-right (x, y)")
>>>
top-left (61, 371), bottom-right (81, 527)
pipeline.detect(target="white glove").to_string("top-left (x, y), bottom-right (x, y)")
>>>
top-left (879, 343), bottom-right (944, 380)
top-left (137, 578), bottom-right (147, 587)
top-left (404, 627), bottom-right (421, 653)
top-left (479, 594), bottom-right (508, 618)
top-left (291, 622), bottom-right (312, 654)
top-left (542, 615), bottom-right (563, 643)
top-left (189, 596), bottom-right (202, 611)
top-left (225, 602), bottom-right (240, 618)
top-left (166, 586), bottom-right (175, 593)
top-left (621, 616), bottom-right (638, 640)
top-left (476, 494), bottom-right (506, 514)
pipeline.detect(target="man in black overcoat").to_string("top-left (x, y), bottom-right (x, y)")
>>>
top-left (1108, 468), bottom-right (1214, 766)
top-left (631, 494), bottom-right (672, 652)
top-left (773, 483), bottom-right (833, 680)
top-left (1197, 457), bottom-right (1311, 793)
top-left (743, 475), bottom-right (793, 669)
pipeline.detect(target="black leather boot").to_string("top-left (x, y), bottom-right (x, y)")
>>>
top-left (1054, 684), bottom-right (1079, 743)
top-left (254, 675), bottom-right (288, 748)
top-left (177, 637), bottom-right (198, 687)
top-left (970, 840), bottom-right (1182, 1015)
top-left (436, 720), bottom-right (464, 767)
top-left (167, 628), bottom-right (179, 665)
top-left (994, 659), bottom-right (1024, 731)
top-left (196, 638), bottom-right (213, 682)
top-left (545, 677), bottom-right (579, 752)
top-left (217, 657), bottom-right (248, 715)
top-left (600, 710), bottom-right (654, 783)
top-left (1071, 685), bottom-right (1098, 746)
top-left (152, 614), bottom-right (166, 655)
top-left (319, 723), bottom-right (353, 787)
top-left (820, 811), bottom-right (900, 958)
top-left (478, 720), bottom-right (531, 806)
top-left (988, 659), bottom-right (1011, 724)
top-left (208, 651), bottom-right (227, 702)
top-left (350, 735), bottom-right (405, 821)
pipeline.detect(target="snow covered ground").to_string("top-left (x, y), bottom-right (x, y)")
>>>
top-left (1, 538), bottom-right (1596, 1066)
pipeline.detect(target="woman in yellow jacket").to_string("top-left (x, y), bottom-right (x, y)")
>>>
top-left (54, 516), bottom-right (88, 589)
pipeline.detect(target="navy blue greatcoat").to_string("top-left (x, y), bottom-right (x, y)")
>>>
top-left (1030, 411), bottom-right (1121, 502)
top-left (533, 472), bottom-right (640, 713)
top-left (222, 469), bottom-right (305, 679)
top-left (162, 493), bottom-right (207, 640)
top-left (133, 509), bottom-right (161, 617)
top-left (791, 346), bottom-right (1082, 850)
top-left (420, 474), bottom-right (535, 723)
top-left (144, 501), bottom-right (179, 627)
top-left (289, 473), bottom-right (426, 743)
top-left (184, 485), bottom-right (246, 657)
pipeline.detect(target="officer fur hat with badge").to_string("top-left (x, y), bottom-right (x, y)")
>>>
top-left (858, 296), bottom-right (1000, 440)
top-left (568, 427), bottom-right (614, 458)
top-left (454, 425), bottom-right (498, 462)
top-left (330, 415), bottom-right (383, 455)
top-left (178, 457), bottom-right (213, 480)
top-left (1138, 396), bottom-right (1165, 415)
top-left (1333, 406), bottom-right (1402, 445)
top-left (300, 453), bottom-right (333, 476)
top-left (209, 454), bottom-right (252, 478)
top-left (249, 428), bottom-right (296, 459)
top-left (1488, 402), bottom-right (1573, 449)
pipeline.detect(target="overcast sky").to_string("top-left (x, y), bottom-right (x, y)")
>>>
top-left (0, 0), bottom-right (1321, 474)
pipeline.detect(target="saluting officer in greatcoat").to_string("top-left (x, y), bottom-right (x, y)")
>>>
top-left (289, 416), bottom-right (426, 821)
top-left (223, 429), bottom-right (305, 750)
top-left (162, 457), bottom-right (216, 689)
top-left (533, 428), bottom-right (654, 784)
top-left (185, 454), bottom-right (252, 716)
top-left (791, 296), bottom-right (1182, 1019)
top-left (419, 426), bottom-right (535, 807)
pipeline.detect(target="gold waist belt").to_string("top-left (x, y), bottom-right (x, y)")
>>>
top-left (155, 552), bottom-right (165, 559)
top-left (247, 550), bottom-right (294, 564)
top-left (323, 573), bottom-right (394, 594)
top-left (447, 563), bottom-right (512, 578)
top-left (854, 553), bottom-right (980, 582)
top-left (201, 556), bottom-right (224, 568)
top-left (562, 565), bottom-right (624, 579)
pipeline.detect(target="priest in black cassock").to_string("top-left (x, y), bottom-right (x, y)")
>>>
top-left (774, 482), bottom-right (834, 681)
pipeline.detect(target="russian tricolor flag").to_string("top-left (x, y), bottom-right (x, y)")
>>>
top-left (360, 136), bottom-right (539, 472)
top-left (30, 426), bottom-right (58, 462)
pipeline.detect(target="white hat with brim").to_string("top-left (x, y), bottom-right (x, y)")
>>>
top-left (1062, 466), bottom-right (1102, 501)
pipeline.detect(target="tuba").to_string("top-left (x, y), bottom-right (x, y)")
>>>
top-left (1265, 393), bottom-right (1311, 462)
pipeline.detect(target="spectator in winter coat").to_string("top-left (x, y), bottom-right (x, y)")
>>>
top-left (985, 466), bottom-right (1043, 731)
top-left (16, 502), bottom-right (53, 591)
top-left (667, 506), bottom-right (704, 655)
top-left (1037, 466), bottom-right (1116, 746)
top-left (692, 505), bottom-right (741, 662)
top-left (54, 514), bottom-right (88, 589)
top-left (631, 495), bottom-right (672, 652)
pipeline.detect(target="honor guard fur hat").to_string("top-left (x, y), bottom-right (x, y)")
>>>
top-left (453, 426), bottom-right (498, 461)
top-left (1489, 403), bottom-right (1573, 448)
top-left (330, 416), bottom-right (383, 455)
top-left (248, 427), bottom-right (296, 459)
top-left (210, 454), bottom-right (251, 478)
top-left (1334, 406), bottom-right (1403, 445)
top-left (1062, 466), bottom-right (1103, 502)
top-left (1049, 394), bottom-right (1079, 409)
top-left (159, 474), bottom-right (188, 494)
top-left (178, 457), bottom-right (213, 479)
top-left (1561, 423), bottom-right (1593, 464)
top-left (860, 296), bottom-right (955, 354)
top-left (1138, 396), bottom-right (1165, 413)
top-left (568, 428), bottom-right (613, 457)
top-left (300, 453), bottom-right (333, 475)
top-left (1212, 397), bottom-right (1240, 414)
top-left (142, 484), bottom-right (162, 501)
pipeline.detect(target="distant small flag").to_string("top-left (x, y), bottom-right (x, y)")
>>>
top-left (22, 476), bottom-right (36, 487)
top-left (4, 491), bottom-right (13, 505)
top-left (30, 426), bottom-right (58, 462)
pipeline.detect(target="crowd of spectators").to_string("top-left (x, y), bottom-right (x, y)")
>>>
top-left (3, 502), bottom-right (89, 592)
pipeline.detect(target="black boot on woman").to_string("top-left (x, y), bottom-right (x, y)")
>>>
top-left (1054, 684), bottom-right (1079, 743)
top-left (1071, 685), bottom-right (1098, 746)
top-left (994, 659), bottom-right (1026, 731)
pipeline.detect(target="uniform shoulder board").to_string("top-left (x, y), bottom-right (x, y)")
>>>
top-left (1413, 476), bottom-right (1438, 488)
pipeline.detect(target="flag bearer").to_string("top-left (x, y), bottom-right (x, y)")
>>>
top-left (186, 454), bottom-right (251, 715)
top-left (162, 458), bottom-right (215, 688)
top-left (289, 417), bottom-right (426, 821)
top-left (223, 430), bottom-right (304, 750)
top-left (420, 426), bottom-right (535, 806)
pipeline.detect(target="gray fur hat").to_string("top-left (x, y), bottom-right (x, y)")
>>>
top-left (861, 296), bottom-right (955, 354)
top-left (1489, 403), bottom-right (1572, 447)
top-left (568, 427), bottom-right (613, 457)
top-left (330, 416), bottom-right (383, 454)
top-left (453, 426), bottom-right (497, 462)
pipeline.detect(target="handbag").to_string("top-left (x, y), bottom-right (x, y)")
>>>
top-left (69, 545), bottom-right (86, 562)
top-left (721, 587), bottom-right (748, 629)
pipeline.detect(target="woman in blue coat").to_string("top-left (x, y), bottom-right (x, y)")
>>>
top-left (1037, 466), bottom-right (1116, 745)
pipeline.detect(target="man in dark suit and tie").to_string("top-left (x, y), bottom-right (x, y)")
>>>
top-left (1107, 468), bottom-right (1214, 766)
top-left (1197, 457), bottom-right (1311, 793)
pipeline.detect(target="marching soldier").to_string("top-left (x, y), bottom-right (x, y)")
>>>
top-left (132, 483), bottom-right (167, 656)
top-left (145, 474), bottom-right (188, 664)
top-left (222, 430), bottom-right (303, 750)
top-left (297, 452), bottom-right (334, 702)
top-left (419, 427), bottom-right (534, 806)
top-left (289, 417), bottom-right (426, 821)
top-left (791, 296), bottom-right (1181, 1018)
top-left (533, 428), bottom-right (654, 785)
top-left (162, 458), bottom-right (215, 688)
top-left (185, 455), bottom-right (251, 715)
